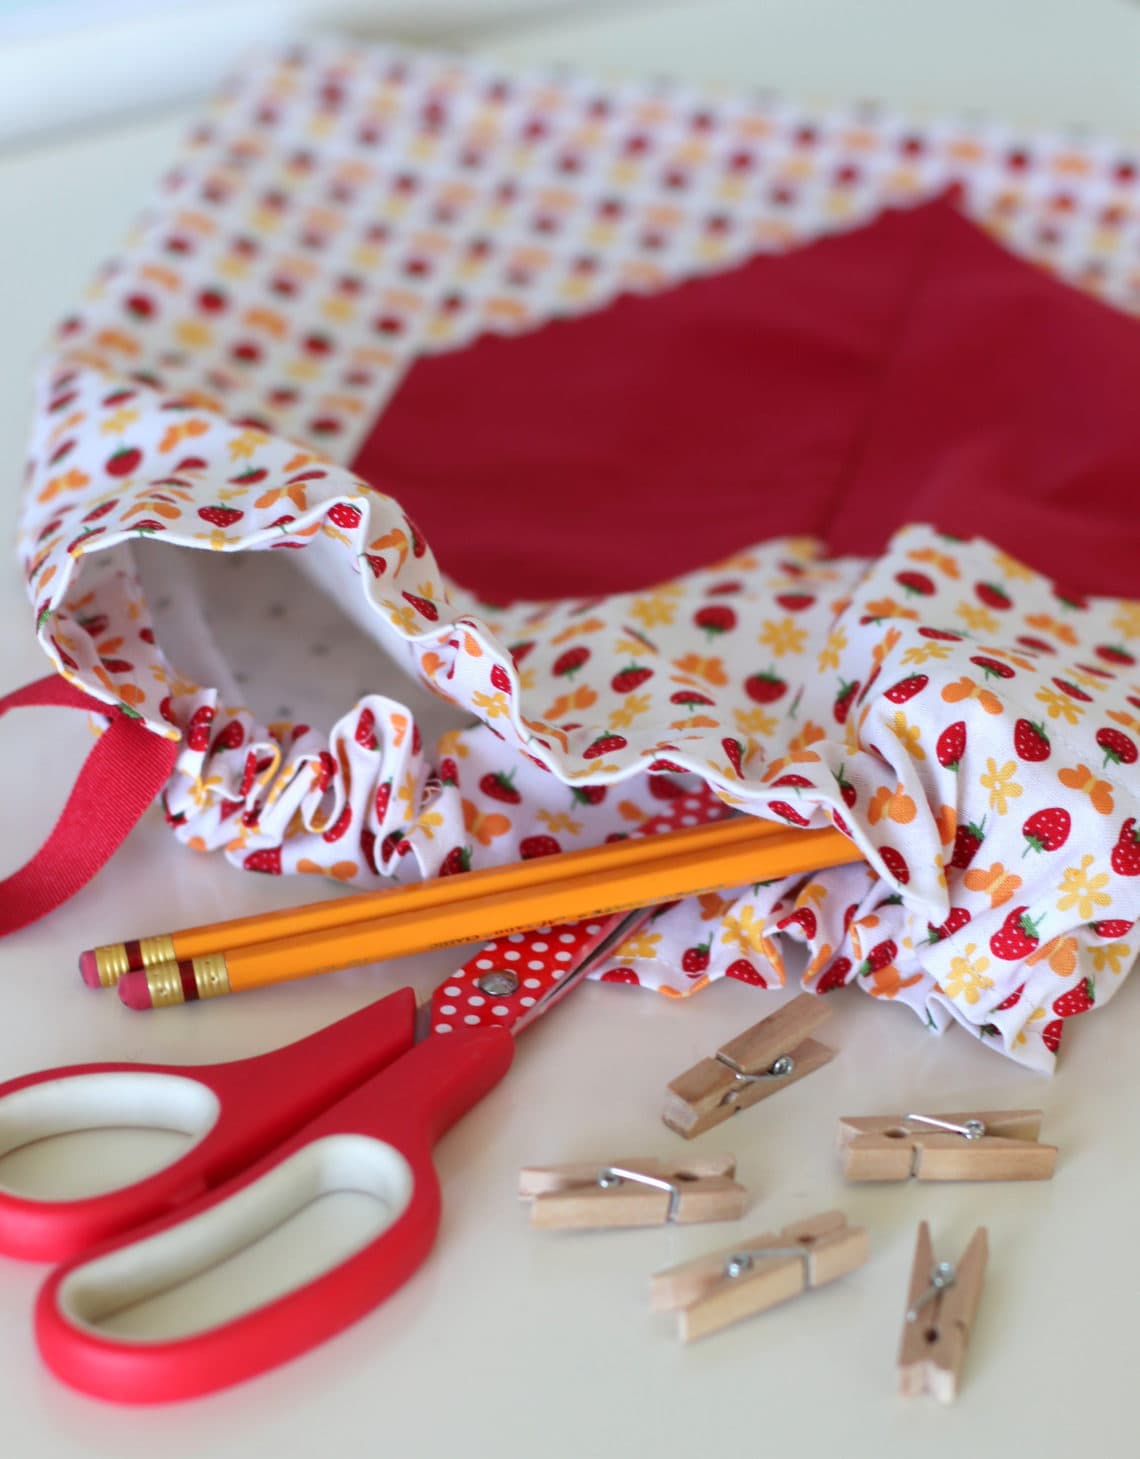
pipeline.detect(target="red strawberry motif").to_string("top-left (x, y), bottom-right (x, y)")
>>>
top-left (970, 655), bottom-right (1015, 680)
top-left (832, 809), bottom-right (852, 837)
top-left (328, 502), bottom-right (362, 530)
top-left (362, 553), bottom-right (386, 578)
top-left (381, 829), bottom-right (411, 860)
top-left (1042, 1019), bottom-right (1063, 1054)
top-left (1110, 818), bottom-right (1140, 876)
top-left (775, 591), bottom-right (815, 612)
top-left (1096, 643), bottom-right (1135, 667)
top-left (519, 834), bottom-right (561, 858)
top-left (572, 785), bottom-right (607, 806)
top-left (509, 639), bottom-right (535, 666)
top-left (186, 705), bottom-right (215, 751)
top-left (1093, 919), bottom-right (1134, 938)
top-left (745, 669), bottom-right (787, 704)
top-left (833, 679), bottom-right (859, 725)
top-left (440, 845), bottom-right (472, 876)
top-left (694, 604), bottom-right (736, 636)
top-left (1052, 677), bottom-right (1091, 703)
top-left (858, 939), bottom-right (897, 975)
top-left (936, 721), bottom-right (966, 770)
top-left (1096, 727), bottom-right (1137, 767)
top-left (725, 958), bottom-right (767, 986)
top-left (681, 939), bottom-right (711, 975)
top-left (996, 983), bottom-right (1024, 1011)
top-left (707, 579), bottom-right (743, 596)
top-left (611, 663), bottom-right (654, 694)
top-left (322, 805), bottom-right (352, 843)
top-left (212, 720), bottom-right (245, 754)
top-left (553, 646), bottom-right (590, 678)
top-left (360, 828), bottom-right (379, 875)
top-left (243, 847), bottom-right (282, 875)
top-left (670, 688), bottom-right (715, 708)
top-left (989, 906), bottom-right (1042, 960)
top-left (1016, 635), bottom-right (1056, 654)
top-left (583, 733), bottom-right (627, 760)
top-left (949, 818), bottom-right (987, 870)
top-left (721, 738), bottom-right (744, 776)
top-left (600, 967), bottom-right (640, 985)
top-left (975, 581), bottom-right (1012, 611)
top-left (769, 800), bottom-right (810, 827)
top-left (82, 498), bottom-right (120, 523)
top-left (1022, 807), bottom-right (1071, 855)
top-left (895, 570), bottom-right (934, 597)
top-left (402, 591), bottom-right (438, 621)
top-left (355, 709), bottom-right (378, 749)
top-left (925, 907), bottom-right (971, 943)
top-left (375, 780), bottom-right (392, 819)
top-left (648, 757), bottom-right (686, 773)
top-left (918, 627), bottom-right (963, 642)
top-left (106, 446), bottom-right (142, 478)
top-left (1053, 977), bottom-right (1095, 1017)
top-left (884, 674), bottom-right (928, 704)
top-left (1013, 719), bottom-right (1051, 762)
top-left (776, 907), bottom-right (817, 938)
top-left (817, 956), bottom-right (852, 993)
top-left (490, 663), bottom-right (511, 694)
top-left (1055, 587), bottom-right (1089, 611)
top-left (198, 504), bottom-right (244, 528)
top-left (481, 770), bottom-right (520, 804)
top-left (879, 846), bottom-right (910, 884)
top-left (316, 750), bottom-right (337, 792)
top-left (832, 765), bottom-right (856, 808)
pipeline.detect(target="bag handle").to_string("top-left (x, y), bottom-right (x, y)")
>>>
top-left (0, 676), bottom-right (178, 936)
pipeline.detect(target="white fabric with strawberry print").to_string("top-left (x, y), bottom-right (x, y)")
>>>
top-left (15, 42), bottom-right (1140, 1073)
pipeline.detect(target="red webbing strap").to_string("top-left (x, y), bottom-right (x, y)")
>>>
top-left (0, 676), bottom-right (178, 935)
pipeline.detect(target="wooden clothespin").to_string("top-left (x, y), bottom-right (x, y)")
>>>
top-left (899, 1222), bottom-right (988, 1402)
top-left (650, 1209), bottom-right (868, 1341)
top-left (838, 1110), bottom-right (1057, 1182)
top-left (519, 1153), bottom-right (747, 1230)
top-left (662, 993), bottom-right (834, 1138)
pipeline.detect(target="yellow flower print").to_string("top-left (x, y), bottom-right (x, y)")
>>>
top-left (99, 407), bottom-right (140, 435)
top-left (613, 929), bottom-right (661, 961)
top-left (890, 711), bottom-right (925, 761)
top-left (979, 758), bottom-right (1022, 815)
top-left (734, 706), bottom-right (777, 738)
top-left (758, 616), bottom-right (807, 657)
top-left (396, 770), bottom-right (417, 818)
top-left (609, 692), bottom-right (652, 729)
top-left (817, 627), bottom-right (847, 673)
top-left (1111, 602), bottom-right (1140, 640)
top-left (630, 584), bottom-right (683, 628)
top-left (991, 550), bottom-right (1035, 582)
top-left (1034, 684), bottom-right (1084, 725)
top-left (954, 601), bottom-right (999, 635)
top-left (721, 905), bottom-right (772, 956)
top-left (471, 690), bottom-right (510, 720)
top-left (942, 943), bottom-right (993, 1005)
top-left (387, 604), bottom-right (419, 634)
top-left (227, 428), bottom-right (270, 461)
top-left (413, 809), bottom-right (444, 840)
top-left (900, 640), bottom-right (952, 666)
top-left (1056, 855), bottom-right (1112, 920)
top-left (1090, 942), bottom-right (1131, 975)
top-left (537, 809), bottom-right (582, 836)
top-left (186, 773), bottom-right (223, 809)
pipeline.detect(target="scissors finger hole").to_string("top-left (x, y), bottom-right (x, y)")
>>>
top-left (55, 1133), bottom-right (413, 1344)
top-left (0, 1073), bottom-right (219, 1201)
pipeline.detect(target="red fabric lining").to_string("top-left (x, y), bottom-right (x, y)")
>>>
top-left (354, 197), bottom-right (1140, 602)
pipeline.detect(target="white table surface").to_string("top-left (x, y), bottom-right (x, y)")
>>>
top-left (1, 3), bottom-right (1137, 1454)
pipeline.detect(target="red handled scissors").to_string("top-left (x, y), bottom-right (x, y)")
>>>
top-left (0, 909), bottom-right (645, 1404)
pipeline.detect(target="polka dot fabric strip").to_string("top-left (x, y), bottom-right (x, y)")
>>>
top-left (431, 786), bottom-right (731, 1033)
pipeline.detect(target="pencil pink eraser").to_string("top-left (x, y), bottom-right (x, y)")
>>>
top-left (118, 970), bottom-right (154, 1011)
top-left (78, 950), bottom-right (102, 988)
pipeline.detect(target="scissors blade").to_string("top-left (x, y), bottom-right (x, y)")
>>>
top-left (509, 906), bottom-right (655, 1035)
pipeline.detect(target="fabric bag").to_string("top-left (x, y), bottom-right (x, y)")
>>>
top-left (7, 41), bottom-right (1140, 1071)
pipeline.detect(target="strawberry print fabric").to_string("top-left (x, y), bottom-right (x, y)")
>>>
top-left (13, 42), bottom-right (1140, 1072)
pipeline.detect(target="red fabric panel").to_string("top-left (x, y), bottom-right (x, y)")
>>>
top-left (352, 197), bottom-right (1140, 602)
